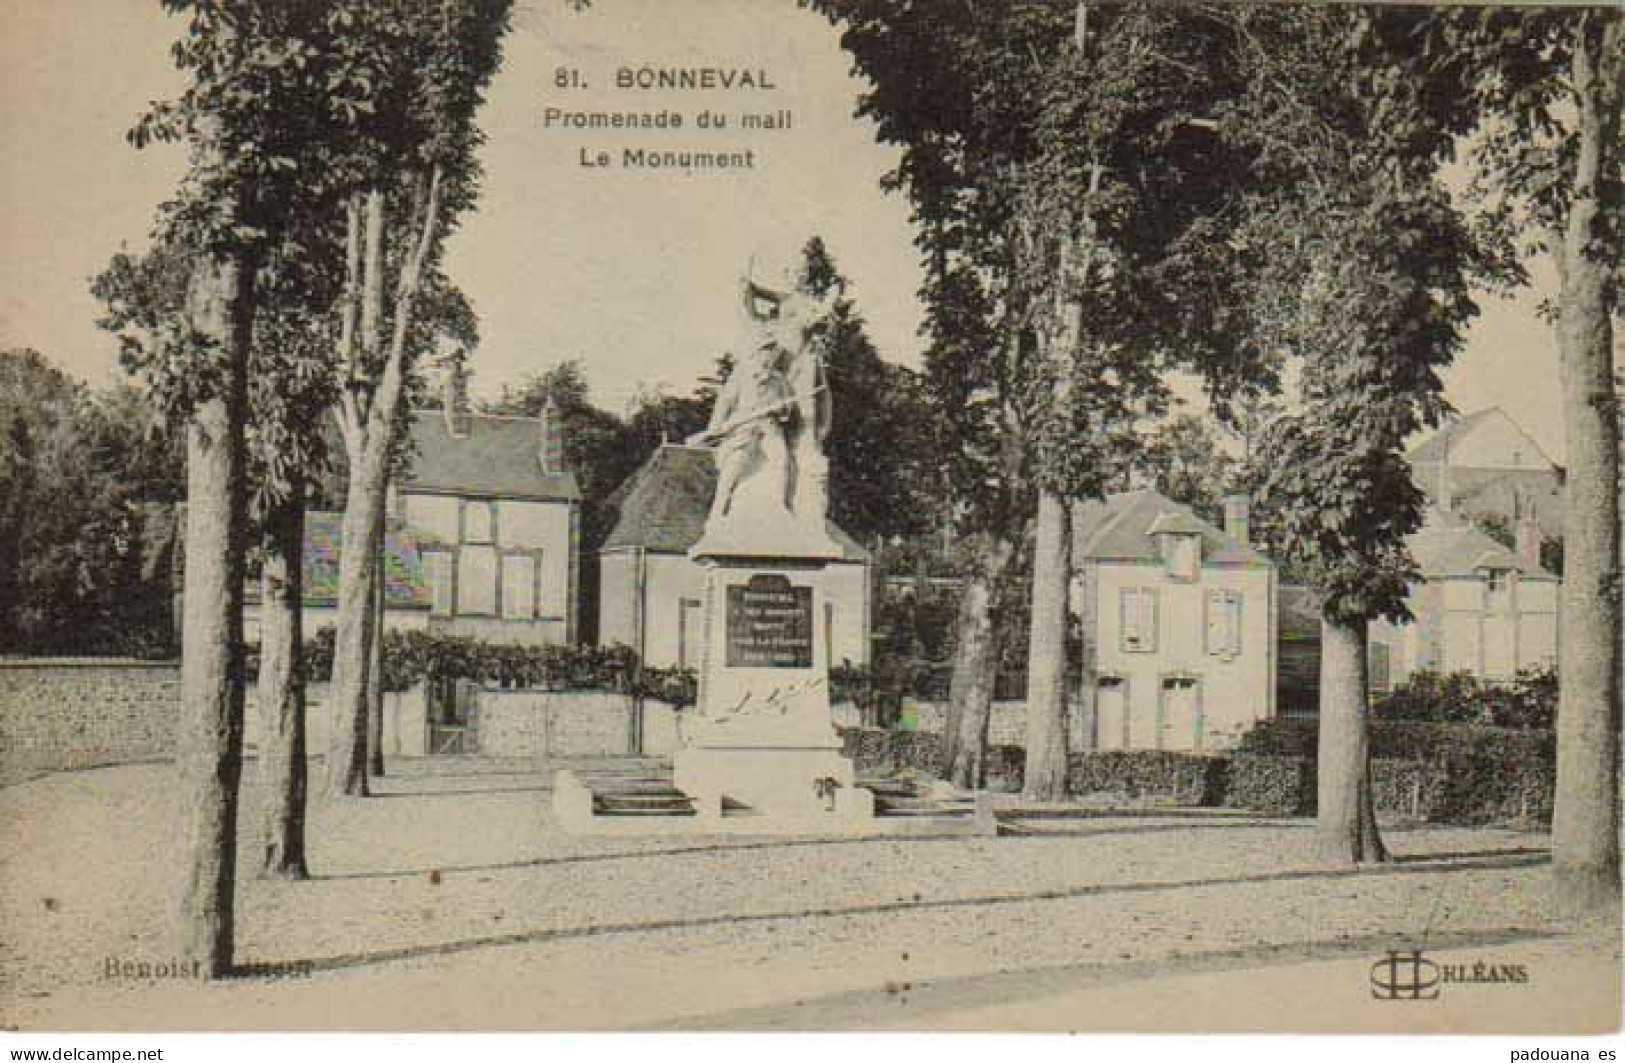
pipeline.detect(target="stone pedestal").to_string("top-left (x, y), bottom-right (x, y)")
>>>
top-left (671, 516), bottom-right (873, 826)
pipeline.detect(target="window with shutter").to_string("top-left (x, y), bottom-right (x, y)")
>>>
top-left (1206, 590), bottom-right (1243, 658)
top-left (457, 545), bottom-right (497, 616)
top-left (462, 500), bottom-right (494, 544)
top-left (501, 554), bottom-right (536, 620)
top-left (1120, 587), bottom-right (1158, 653)
top-left (425, 552), bottom-right (453, 617)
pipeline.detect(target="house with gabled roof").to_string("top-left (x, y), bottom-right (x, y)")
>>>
top-left (1370, 507), bottom-right (1558, 686)
top-left (1408, 407), bottom-right (1565, 539)
top-left (597, 443), bottom-right (872, 670)
top-left (391, 401), bottom-right (582, 646)
top-left (1071, 488), bottom-right (1277, 753)
top-left (243, 399), bottom-right (583, 648)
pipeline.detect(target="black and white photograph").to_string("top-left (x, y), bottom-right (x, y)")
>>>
top-left (0, 0), bottom-right (1621, 1047)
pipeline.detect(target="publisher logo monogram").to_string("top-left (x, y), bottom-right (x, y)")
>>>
top-left (1371, 950), bottom-right (1441, 1001)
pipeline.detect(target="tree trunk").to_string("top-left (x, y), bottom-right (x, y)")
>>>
top-left (256, 480), bottom-right (308, 880)
top-left (1023, 488), bottom-right (1071, 801)
top-left (330, 175), bottom-right (443, 798)
top-left (327, 460), bottom-right (383, 798)
top-left (943, 532), bottom-right (1015, 790)
top-left (367, 546), bottom-right (386, 778)
top-left (1550, 14), bottom-right (1623, 919)
top-left (175, 245), bottom-right (254, 978)
top-left (1315, 617), bottom-right (1388, 865)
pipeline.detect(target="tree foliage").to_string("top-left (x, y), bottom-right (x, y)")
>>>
top-left (0, 350), bottom-right (182, 656)
top-left (1226, 5), bottom-right (1491, 627)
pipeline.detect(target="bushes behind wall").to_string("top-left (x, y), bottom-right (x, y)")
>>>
top-left (244, 627), bottom-right (698, 702)
top-left (842, 716), bottom-right (1555, 826)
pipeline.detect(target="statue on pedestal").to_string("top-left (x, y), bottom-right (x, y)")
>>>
top-left (689, 262), bottom-right (833, 534)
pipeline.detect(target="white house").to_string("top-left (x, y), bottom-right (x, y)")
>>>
top-left (395, 404), bottom-right (582, 645)
top-left (1407, 407), bottom-right (1565, 539)
top-left (597, 444), bottom-right (872, 670)
top-left (244, 400), bottom-right (583, 647)
top-left (1072, 489), bottom-right (1276, 753)
top-left (1370, 507), bottom-right (1558, 686)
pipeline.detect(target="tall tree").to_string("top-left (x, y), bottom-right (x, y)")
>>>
top-left (326, 0), bottom-right (511, 798)
top-left (817, 0), bottom-right (1247, 791)
top-left (0, 351), bottom-right (183, 655)
top-left (796, 236), bottom-right (940, 547)
top-left (115, 0), bottom-right (406, 972)
top-left (1014, 2), bottom-right (1246, 800)
top-left (811, 0), bottom-right (1059, 788)
top-left (1462, 8), bottom-right (1623, 915)
top-left (1227, 6), bottom-right (1488, 865)
top-left (246, 235), bottom-right (344, 879)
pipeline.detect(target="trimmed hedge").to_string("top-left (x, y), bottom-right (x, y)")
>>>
top-left (245, 627), bottom-right (698, 703)
top-left (836, 728), bottom-right (1024, 791)
top-left (1234, 717), bottom-right (1554, 824)
top-left (1224, 754), bottom-right (1314, 815)
top-left (835, 716), bottom-right (1554, 825)
top-left (1067, 751), bottom-right (1227, 806)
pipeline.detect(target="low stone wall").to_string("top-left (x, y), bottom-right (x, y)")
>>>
top-left (475, 690), bottom-right (688, 757)
top-left (1, 658), bottom-right (180, 773)
top-left (0, 659), bottom-right (428, 775)
top-left (244, 681), bottom-right (428, 759)
top-left (904, 698), bottom-right (1089, 749)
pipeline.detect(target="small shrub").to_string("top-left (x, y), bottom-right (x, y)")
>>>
top-left (1371, 759), bottom-right (1447, 820)
top-left (839, 727), bottom-right (943, 778)
top-left (985, 745), bottom-right (1024, 793)
top-left (1235, 717), bottom-right (1318, 758)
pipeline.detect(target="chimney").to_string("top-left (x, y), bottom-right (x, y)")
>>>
top-left (539, 394), bottom-right (565, 475)
top-left (1514, 493), bottom-right (1541, 571)
top-left (1222, 492), bottom-right (1251, 546)
top-left (443, 362), bottom-right (471, 438)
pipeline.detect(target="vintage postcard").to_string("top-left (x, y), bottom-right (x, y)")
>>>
top-left (0, 0), bottom-right (1620, 1044)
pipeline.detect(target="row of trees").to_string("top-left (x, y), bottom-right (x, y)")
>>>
top-left (0, 350), bottom-right (183, 656)
top-left (93, 0), bottom-right (515, 976)
top-left (814, 2), bottom-right (1620, 912)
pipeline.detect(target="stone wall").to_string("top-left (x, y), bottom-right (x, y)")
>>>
top-left (0, 659), bottom-right (181, 773)
top-left (0, 659), bottom-right (429, 775)
top-left (244, 681), bottom-right (428, 759)
top-left (474, 690), bottom-right (679, 757)
top-left (905, 698), bottom-right (1089, 748)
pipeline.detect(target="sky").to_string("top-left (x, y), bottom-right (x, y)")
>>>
top-left (0, 0), bottom-right (1583, 463)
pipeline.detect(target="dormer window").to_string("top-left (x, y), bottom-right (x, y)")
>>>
top-left (1163, 534), bottom-right (1199, 580)
top-left (1147, 511), bottom-right (1205, 581)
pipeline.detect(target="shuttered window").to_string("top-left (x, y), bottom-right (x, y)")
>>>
top-left (425, 552), bottom-right (453, 617)
top-left (1120, 587), bottom-right (1158, 653)
top-left (457, 545), bottom-right (497, 616)
top-left (1205, 589), bottom-right (1243, 658)
top-left (501, 554), bottom-right (537, 620)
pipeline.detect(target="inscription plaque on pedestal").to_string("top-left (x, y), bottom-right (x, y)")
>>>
top-left (726, 573), bottom-right (813, 668)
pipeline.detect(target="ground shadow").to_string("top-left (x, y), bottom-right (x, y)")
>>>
top-left (273, 848), bottom-right (1552, 978)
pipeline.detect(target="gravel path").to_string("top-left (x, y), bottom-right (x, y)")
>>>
top-left (0, 758), bottom-right (1609, 1031)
